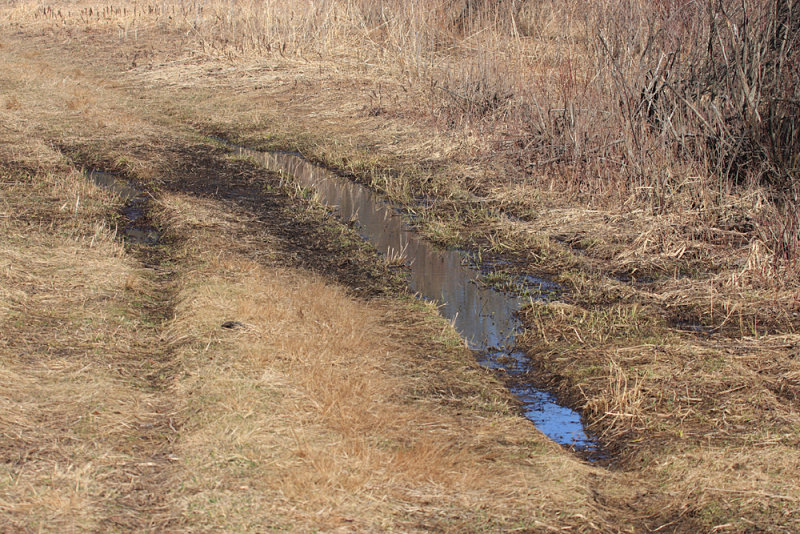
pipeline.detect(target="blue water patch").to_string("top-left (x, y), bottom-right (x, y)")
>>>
top-left (229, 143), bottom-right (601, 455)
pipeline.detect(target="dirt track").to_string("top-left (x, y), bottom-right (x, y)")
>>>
top-left (2, 8), bottom-right (800, 532)
top-left (0, 29), bottom-right (641, 532)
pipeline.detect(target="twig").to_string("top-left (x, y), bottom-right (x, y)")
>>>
top-left (718, 384), bottom-right (746, 395)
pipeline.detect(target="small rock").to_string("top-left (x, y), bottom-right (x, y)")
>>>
top-left (221, 321), bottom-right (245, 330)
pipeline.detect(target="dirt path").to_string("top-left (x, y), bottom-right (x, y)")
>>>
top-left (0, 27), bottom-right (645, 533)
top-left (3, 7), bottom-right (800, 531)
top-left (0, 123), bottom-right (184, 530)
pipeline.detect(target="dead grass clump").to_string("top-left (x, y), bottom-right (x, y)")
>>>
top-left (520, 288), bottom-right (800, 528)
top-left (4, 94), bottom-right (19, 110)
top-left (582, 359), bottom-right (645, 443)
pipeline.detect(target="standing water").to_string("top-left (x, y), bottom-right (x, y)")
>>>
top-left (87, 170), bottom-right (160, 245)
top-left (235, 145), bottom-right (600, 453)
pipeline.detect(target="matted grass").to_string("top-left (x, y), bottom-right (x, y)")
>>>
top-left (0, 133), bottom-right (183, 530)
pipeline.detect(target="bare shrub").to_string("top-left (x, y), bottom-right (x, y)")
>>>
top-left (59, 0), bottom-right (796, 270)
top-left (590, 0), bottom-right (799, 265)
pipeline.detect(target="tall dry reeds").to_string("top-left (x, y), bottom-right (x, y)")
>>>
top-left (587, 0), bottom-right (799, 262)
top-left (193, 4), bottom-right (796, 208)
top-left (23, 0), bottom-right (797, 267)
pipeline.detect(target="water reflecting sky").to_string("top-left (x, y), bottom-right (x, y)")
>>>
top-left (237, 147), bottom-right (599, 453)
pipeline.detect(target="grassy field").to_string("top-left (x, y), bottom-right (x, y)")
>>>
top-left (1, 0), bottom-right (799, 531)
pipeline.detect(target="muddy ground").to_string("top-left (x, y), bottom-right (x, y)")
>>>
top-left (1, 6), bottom-right (800, 532)
top-left (0, 23), bottom-right (640, 533)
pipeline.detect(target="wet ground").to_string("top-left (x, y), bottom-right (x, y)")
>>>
top-left (88, 170), bottom-right (160, 246)
top-left (229, 144), bottom-right (601, 454)
top-left (85, 142), bottom-right (600, 455)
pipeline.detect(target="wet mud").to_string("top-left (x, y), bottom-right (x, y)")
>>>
top-left (231, 145), bottom-right (601, 454)
top-left (82, 142), bottom-right (600, 455)
top-left (88, 170), bottom-right (160, 246)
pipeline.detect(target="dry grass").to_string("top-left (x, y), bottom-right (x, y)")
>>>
top-left (3, 3), bottom-right (800, 529)
top-left (520, 291), bottom-right (800, 529)
top-left (153, 189), bottom-right (623, 532)
top-left (0, 30), bottom-right (640, 531)
top-left (12, 0), bottom-right (795, 268)
top-left (0, 132), bottom-right (182, 530)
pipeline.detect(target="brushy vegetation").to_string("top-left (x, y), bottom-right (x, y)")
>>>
top-left (27, 0), bottom-right (795, 272)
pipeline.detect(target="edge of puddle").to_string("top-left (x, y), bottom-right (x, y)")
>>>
top-left (87, 169), bottom-right (161, 247)
top-left (216, 138), bottom-right (607, 461)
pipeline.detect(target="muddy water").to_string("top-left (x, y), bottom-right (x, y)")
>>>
top-left (235, 146), bottom-right (600, 454)
top-left (88, 170), bottom-right (160, 245)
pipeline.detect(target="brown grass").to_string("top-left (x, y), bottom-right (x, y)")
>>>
top-left (0, 30), bottom-right (639, 531)
top-left (0, 132), bottom-right (183, 530)
top-left (15, 0), bottom-right (794, 269)
top-left (3, 3), bottom-right (800, 529)
top-left (520, 289), bottom-right (800, 529)
top-left (154, 192), bottom-right (620, 531)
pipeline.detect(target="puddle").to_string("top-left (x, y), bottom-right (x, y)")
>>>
top-left (89, 170), bottom-right (140, 200)
top-left (675, 321), bottom-right (716, 337)
top-left (473, 258), bottom-right (562, 299)
top-left (87, 170), bottom-right (160, 246)
top-left (232, 145), bottom-right (601, 455)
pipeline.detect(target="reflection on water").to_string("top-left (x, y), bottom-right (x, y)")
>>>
top-left (236, 146), bottom-right (600, 453)
top-left (89, 170), bottom-right (140, 201)
top-left (88, 170), bottom-right (160, 245)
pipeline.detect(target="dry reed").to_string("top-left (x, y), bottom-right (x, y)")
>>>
top-left (19, 0), bottom-right (794, 273)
